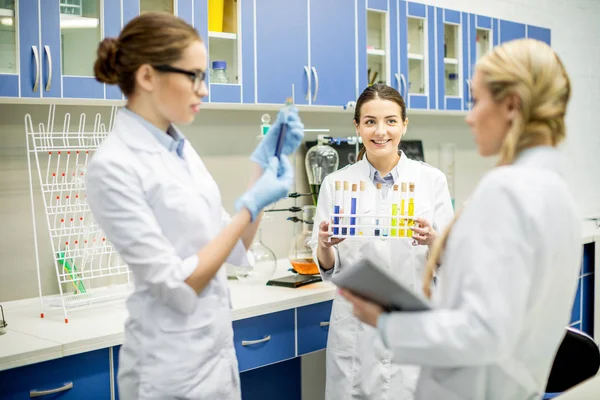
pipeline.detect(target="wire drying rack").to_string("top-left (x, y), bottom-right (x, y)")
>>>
top-left (25, 105), bottom-right (132, 323)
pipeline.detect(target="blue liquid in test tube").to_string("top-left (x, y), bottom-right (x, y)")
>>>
top-left (350, 183), bottom-right (357, 235)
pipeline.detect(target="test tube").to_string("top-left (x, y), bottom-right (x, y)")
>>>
top-left (375, 183), bottom-right (382, 236)
top-left (407, 182), bottom-right (415, 237)
top-left (359, 181), bottom-right (366, 235)
top-left (400, 183), bottom-right (407, 237)
top-left (333, 181), bottom-right (341, 235)
top-left (342, 181), bottom-right (350, 235)
top-left (350, 184), bottom-right (358, 236)
top-left (391, 185), bottom-right (399, 237)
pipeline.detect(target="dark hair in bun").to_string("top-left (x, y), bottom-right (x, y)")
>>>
top-left (94, 37), bottom-right (119, 85)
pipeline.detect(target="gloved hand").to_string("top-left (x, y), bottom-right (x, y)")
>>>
top-left (251, 106), bottom-right (304, 168)
top-left (236, 156), bottom-right (294, 221)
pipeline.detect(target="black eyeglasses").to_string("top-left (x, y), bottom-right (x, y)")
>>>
top-left (153, 65), bottom-right (206, 92)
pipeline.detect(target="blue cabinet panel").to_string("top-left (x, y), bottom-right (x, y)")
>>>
top-left (357, 0), bottom-right (368, 92)
top-left (409, 94), bottom-right (427, 109)
top-left (407, 2), bottom-right (426, 18)
top-left (0, 349), bottom-right (111, 399)
top-left (500, 20), bottom-right (526, 44)
top-left (297, 301), bottom-right (332, 355)
top-left (436, 8), bottom-right (444, 110)
top-left (493, 18), bottom-right (500, 46)
top-left (194, 0), bottom-right (209, 101)
top-left (240, 357), bottom-right (301, 400)
top-left (178, 0), bottom-right (194, 25)
top-left (113, 345), bottom-right (121, 400)
top-left (527, 25), bottom-right (551, 45)
top-left (122, 0), bottom-right (139, 26)
top-left (40, 1), bottom-right (62, 98)
top-left (444, 9), bottom-right (460, 24)
top-left (241, 0), bottom-right (255, 103)
top-left (582, 274), bottom-right (594, 337)
top-left (233, 309), bottom-right (296, 372)
top-left (210, 84), bottom-right (242, 103)
top-left (255, 0), bottom-right (309, 105)
top-left (0, 75), bottom-right (19, 97)
top-left (368, 0), bottom-right (387, 11)
top-left (104, 0), bottom-right (121, 38)
top-left (477, 15), bottom-right (492, 30)
top-left (462, 12), bottom-right (470, 110)
top-left (19, 0), bottom-right (40, 98)
top-left (583, 243), bottom-right (594, 274)
top-left (446, 97), bottom-right (462, 110)
top-left (390, 0), bottom-right (399, 92)
top-left (310, 0), bottom-right (356, 106)
top-left (63, 77), bottom-right (105, 99)
top-left (398, 0), bottom-right (408, 99)
top-left (571, 276), bottom-right (582, 325)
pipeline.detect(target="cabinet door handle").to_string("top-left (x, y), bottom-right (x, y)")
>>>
top-left (311, 66), bottom-right (319, 102)
top-left (400, 74), bottom-right (407, 99)
top-left (32, 46), bottom-right (40, 93)
top-left (466, 79), bottom-right (472, 107)
top-left (44, 45), bottom-right (52, 92)
top-left (394, 73), bottom-right (400, 91)
top-left (30, 382), bottom-right (73, 397)
top-left (319, 321), bottom-right (330, 327)
top-left (242, 335), bottom-right (271, 346)
top-left (304, 66), bottom-right (311, 101)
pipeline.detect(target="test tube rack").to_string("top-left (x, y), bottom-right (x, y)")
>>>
top-left (25, 105), bottom-right (132, 323)
top-left (328, 180), bottom-right (418, 240)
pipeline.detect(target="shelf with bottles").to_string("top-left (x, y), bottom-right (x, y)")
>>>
top-left (366, 9), bottom-right (388, 85)
top-left (0, 1), bottom-right (16, 75)
top-left (208, 0), bottom-right (239, 85)
top-left (139, 0), bottom-right (174, 14)
top-left (407, 17), bottom-right (426, 58)
top-left (444, 63), bottom-right (459, 97)
top-left (476, 28), bottom-right (492, 63)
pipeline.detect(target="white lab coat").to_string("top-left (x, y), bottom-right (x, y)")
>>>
top-left (86, 110), bottom-right (248, 400)
top-left (310, 154), bottom-right (454, 400)
top-left (378, 147), bottom-right (582, 399)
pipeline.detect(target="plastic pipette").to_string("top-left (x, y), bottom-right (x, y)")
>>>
top-left (275, 97), bottom-right (293, 158)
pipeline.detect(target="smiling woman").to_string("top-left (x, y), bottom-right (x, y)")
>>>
top-left (310, 83), bottom-right (454, 400)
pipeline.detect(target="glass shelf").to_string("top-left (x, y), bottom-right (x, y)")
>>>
top-left (61, 0), bottom-right (101, 77)
top-left (366, 9), bottom-right (387, 86)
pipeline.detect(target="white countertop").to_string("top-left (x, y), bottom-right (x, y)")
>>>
top-left (0, 259), bottom-right (335, 371)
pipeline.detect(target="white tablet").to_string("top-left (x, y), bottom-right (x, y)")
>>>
top-left (331, 258), bottom-right (432, 312)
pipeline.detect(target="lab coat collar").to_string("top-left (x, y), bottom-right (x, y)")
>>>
top-left (513, 146), bottom-right (566, 177)
top-left (114, 107), bottom-right (180, 154)
top-left (358, 150), bottom-right (410, 185)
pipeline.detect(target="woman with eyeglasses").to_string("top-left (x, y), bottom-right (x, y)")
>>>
top-left (88, 13), bottom-right (304, 400)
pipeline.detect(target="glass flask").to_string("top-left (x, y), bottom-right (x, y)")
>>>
top-left (305, 137), bottom-right (339, 205)
top-left (288, 205), bottom-right (319, 275)
top-left (237, 225), bottom-right (277, 284)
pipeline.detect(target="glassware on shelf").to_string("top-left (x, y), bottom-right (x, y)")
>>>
top-left (288, 205), bottom-right (319, 275)
top-left (305, 136), bottom-right (339, 205)
top-left (210, 60), bottom-right (229, 83)
top-left (237, 225), bottom-right (277, 285)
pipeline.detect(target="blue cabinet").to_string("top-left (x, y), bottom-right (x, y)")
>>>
top-left (297, 301), bottom-right (332, 355)
top-left (255, 0), bottom-right (309, 105)
top-left (527, 25), bottom-right (551, 45)
top-left (309, 0), bottom-right (357, 106)
top-left (466, 15), bottom-right (498, 109)
top-left (0, 348), bottom-right (111, 399)
top-left (435, 8), bottom-right (466, 111)
top-left (500, 20), bottom-right (526, 44)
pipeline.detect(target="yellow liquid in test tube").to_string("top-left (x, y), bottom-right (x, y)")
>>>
top-left (399, 182), bottom-right (406, 237)
top-left (391, 184), bottom-right (399, 236)
top-left (407, 182), bottom-right (415, 238)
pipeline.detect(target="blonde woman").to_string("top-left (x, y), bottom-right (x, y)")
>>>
top-left (339, 38), bottom-right (581, 399)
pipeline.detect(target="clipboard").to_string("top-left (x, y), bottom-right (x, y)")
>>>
top-left (331, 258), bottom-right (431, 312)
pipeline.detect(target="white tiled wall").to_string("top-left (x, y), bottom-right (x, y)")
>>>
top-left (0, 0), bottom-right (599, 310)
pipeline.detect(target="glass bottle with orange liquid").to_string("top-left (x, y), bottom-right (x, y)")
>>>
top-left (288, 205), bottom-right (319, 275)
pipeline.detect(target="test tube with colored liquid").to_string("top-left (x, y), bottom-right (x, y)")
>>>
top-left (407, 182), bottom-right (415, 237)
top-left (399, 182), bottom-right (407, 237)
top-left (342, 181), bottom-right (350, 235)
top-left (350, 184), bottom-right (357, 236)
top-left (359, 181), bottom-right (366, 235)
top-left (374, 183), bottom-right (382, 236)
top-left (391, 185), bottom-right (399, 237)
top-left (333, 181), bottom-right (341, 235)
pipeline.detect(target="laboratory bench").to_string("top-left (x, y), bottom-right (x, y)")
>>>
top-left (1, 224), bottom-right (599, 399)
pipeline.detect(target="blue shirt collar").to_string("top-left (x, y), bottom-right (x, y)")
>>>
top-left (120, 107), bottom-right (186, 158)
top-left (365, 152), bottom-right (402, 186)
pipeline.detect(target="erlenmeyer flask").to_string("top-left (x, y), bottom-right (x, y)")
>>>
top-left (237, 225), bottom-right (277, 285)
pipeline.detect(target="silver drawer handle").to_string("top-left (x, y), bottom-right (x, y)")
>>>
top-left (320, 321), bottom-right (330, 327)
top-left (30, 382), bottom-right (73, 397)
top-left (32, 46), bottom-right (40, 92)
top-left (44, 45), bottom-right (52, 92)
top-left (242, 335), bottom-right (271, 346)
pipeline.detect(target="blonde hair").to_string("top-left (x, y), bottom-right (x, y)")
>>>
top-left (422, 38), bottom-right (571, 298)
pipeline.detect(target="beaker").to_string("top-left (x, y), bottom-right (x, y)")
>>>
top-left (305, 138), bottom-right (339, 205)
top-left (288, 205), bottom-right (319, 275)
top-left (237, 225), bottom-right (277, 285)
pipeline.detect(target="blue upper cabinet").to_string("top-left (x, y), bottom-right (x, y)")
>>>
top-left (527, 25), bottom-right (551, 45)
top-left (309, 0), bottom-right (357, 106)
top-left (466, 15), bottom-right (496, 110)
top-left (362, 1), bottom-right (390, 93)
top-left (500, 20), bottom-right (526, 44)
top-left (435, 8), bottom-right (465, 111)
top-left (399, 2), bottom-right (436, 110)
top-left (255, 0), bottom-right (309, 105)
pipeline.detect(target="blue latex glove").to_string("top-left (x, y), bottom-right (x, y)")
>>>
top-left (251, 107), bottom-right (304, 168)
top-left (236, 156), bottom-right (294, 221)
